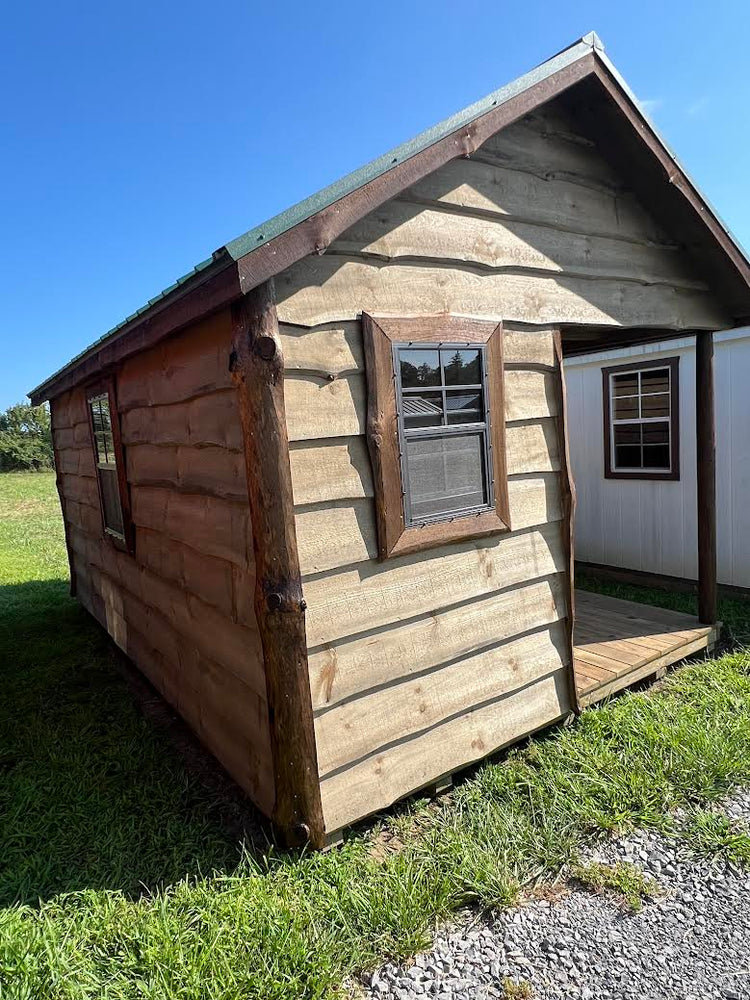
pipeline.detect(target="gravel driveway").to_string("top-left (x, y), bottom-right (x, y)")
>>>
top-left (358, 789), bottom-right (750, 1000)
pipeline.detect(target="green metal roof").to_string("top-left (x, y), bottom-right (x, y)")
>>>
top-left (29, 30), bottom-right (750, 402)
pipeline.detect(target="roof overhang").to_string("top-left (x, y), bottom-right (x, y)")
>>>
top-left (29, 32), bottom-right (750, 404)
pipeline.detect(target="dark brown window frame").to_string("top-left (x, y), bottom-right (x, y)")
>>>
top-left (362, 314), bottom-right (510, 560)
top-left (85, 375), bottom-right (134, 552)
top-left (603, 356), bottom-right (680, 482)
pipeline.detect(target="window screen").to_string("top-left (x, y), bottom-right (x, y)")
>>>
top-left (605, 360), bottom-right (678, 478)
top-left (88, 393), bottom-right (126, 538)
top-left (395, 345), bottom-right (493, 525)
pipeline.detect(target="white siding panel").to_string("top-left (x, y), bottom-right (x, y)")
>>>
top-left (566, 330), bottom-right (750, 589)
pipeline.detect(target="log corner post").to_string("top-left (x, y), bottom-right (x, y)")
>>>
top-left (229, 280), bottom-right (325, 849)
top-left (695, 330), bottom-right (717, 626)
top-left (553, 330), bottom-right (580, 714)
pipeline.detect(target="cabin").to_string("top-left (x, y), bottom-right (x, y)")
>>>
top-left (29, 33), bottom-right (750, 847)
top-left (566, 327), bottom-right (750, 593)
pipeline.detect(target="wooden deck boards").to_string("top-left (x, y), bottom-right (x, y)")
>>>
top-left (574, 590), bottom-right (718, 707)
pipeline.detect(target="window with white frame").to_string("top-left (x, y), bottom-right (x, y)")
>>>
top-left (603, 358), bottom-right (679, 480)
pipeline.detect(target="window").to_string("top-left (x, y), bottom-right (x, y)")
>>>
top-left (362, 314), bottom-right (509, 559)
top-left (603, 357), bottom-right (679, 481)
top-left (86, 381), bottom-right (133, 549)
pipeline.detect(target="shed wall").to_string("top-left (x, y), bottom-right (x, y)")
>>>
top-left (51, 309), bottom-right (275, 814)
top-left (566, 328), bottom-right (750, 589)
top-left (273, 96), bottom-right (731, 833)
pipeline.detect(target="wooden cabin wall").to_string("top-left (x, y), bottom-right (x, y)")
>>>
top-left (50, 309), bottom-right (275, 815)
top-left (275, 98), bottom-right (729, 834)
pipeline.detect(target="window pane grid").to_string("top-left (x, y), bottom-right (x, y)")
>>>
top-left (609, 366), bottom-right (672, 473)
top-left (88, 391), bottom-right (126, 539)
top-left (395, 342), bottom-right (493, 525)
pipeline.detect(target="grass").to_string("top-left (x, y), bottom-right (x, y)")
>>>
top-left (570, 861), bottom-right (660, 911)
top-left (2, 472), bottom-right (750, 998)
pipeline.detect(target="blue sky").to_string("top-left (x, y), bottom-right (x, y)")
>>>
top-left (2, 0), bottom-right (748, 408)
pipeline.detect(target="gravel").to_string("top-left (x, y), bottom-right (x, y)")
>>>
top-left (357, 789), bottom-right (750, 999)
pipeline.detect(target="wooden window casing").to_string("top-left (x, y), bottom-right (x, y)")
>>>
top-left (363, 314), bottom-right (509, 559)
top-left (86, 378), bottom-right (134, 551)
top-left (603, 356), bottom-right (680, 481)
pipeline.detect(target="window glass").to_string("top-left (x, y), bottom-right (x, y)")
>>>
top-left (88, 391), bottom-right (126, 539)
top-left (400, 350), bottom-right (440, 387)
top-left (608, 365), bottom-right (674, 474)
top-left (396, 344), bottom-right (492, 524)
top-left (406, 434), bottom-right (487, 521)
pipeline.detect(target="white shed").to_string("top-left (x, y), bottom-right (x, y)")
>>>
top-left (565, 328), bottom-right (750, 591)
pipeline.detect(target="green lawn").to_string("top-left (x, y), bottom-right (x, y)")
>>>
top-left (2, 472), bottom-right (750, 998)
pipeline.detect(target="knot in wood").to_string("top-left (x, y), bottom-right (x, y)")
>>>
top-left (255, 335), bottom-right (277, 361)
top-left (266, 592), bottom-right (284, 611)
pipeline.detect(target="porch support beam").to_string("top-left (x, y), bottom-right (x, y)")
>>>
top-left (695, 330), bottom-right (717, 625)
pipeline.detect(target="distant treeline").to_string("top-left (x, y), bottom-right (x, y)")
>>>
top-left (0, 402), bottom-right (54, 471)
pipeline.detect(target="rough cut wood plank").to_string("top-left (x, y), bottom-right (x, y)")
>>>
top-left (130, 486), bottom-right (252, 567)
top-left (120, 390), bottom-right (244, 451)
top-left (117, 308), bottom-right (233, 411)
top-left (319, 669), bottom-right (569, 833)
top-left (576, 589), bottom-right (708, 628)
top-left (315, 621), bottom-right (569, 775)
top-left (479, 109), bottom-right (624, 187)
top-left (289, 417), bottom-right (558, 505)
top-left (403, 158), bottom-right (667, 242)
top-left (577, 634), bottom-right (710, 709)
top-left (309, 572), bottom-right (568, 710)
top-left (281, 321), bottom-right (556, 377)
top-left (285, 368), bottom-right (558, 443)
top-left (295, 475), bottom-right (561, 575)
top-left (136, 526), bottom-right (236, 620)
top-left (126, 444), bottom-right (248, 500)
top-left (290, 437), bottom-right (375, 504)
top-left (304, 521), bottom-right (566, 647)
top-left (275, 257), bottom-right (726, 331)
top-left (333, 201), bottom-right (705, 289)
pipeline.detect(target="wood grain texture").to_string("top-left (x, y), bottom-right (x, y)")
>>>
top-left (553, 330), bottom-right (579, 712)
top-left (289, 420), bottom-right (559, 505)
top-left (315, 621), bottom-right (569, 776)
top-left (230, 281), bottom-right (325, 847)
top-left (696, 330), bottom-right (718, 624)
top-left (319, 668), bottom-right (569, 832)
top-left (334, 201), bottom-right (707, 289)
top-left (304, 520), bottom-right (566, 647)
top-left (309, 572), bottom-right (568, 710)
top-left (403, 157), bottom-right (668, 242)
top-left (275, 257), bottom-right (726, 331)
top-left (120, 390), bottom-right (244, 451)
top-left (126, 443), bottom-right (248, 500)
top-left (285, 369), bottom-right (557, 443)
top-left (117, 308), bottom-right (234, 411)
top-left (295, 475), bottom-right (562, 575)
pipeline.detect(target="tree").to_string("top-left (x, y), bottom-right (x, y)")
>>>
top-left (0, 401), bottom-right (54, 471)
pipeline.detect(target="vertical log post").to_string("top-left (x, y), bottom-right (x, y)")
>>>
top-left (553, 331), bottom-right (580, 714)
top-left (695, 330), bottom-right (717, 625)
top-left (230, 280), bottom-right (325, 848)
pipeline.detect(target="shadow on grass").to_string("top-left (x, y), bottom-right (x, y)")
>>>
top-left (0, 578), bottom-right (272, 908)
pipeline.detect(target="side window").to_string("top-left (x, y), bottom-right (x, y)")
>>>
top-left (396, 345), bottom-right (493, 524)
top-left (87, 382), bottom-right (133, 549)
top-left (603, 357), bottom-right (679, 481)
top-left (363, 314), bottom-right (509, 560)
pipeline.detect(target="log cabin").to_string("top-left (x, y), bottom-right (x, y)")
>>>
top-left (30, 33), bottom-right (750, 847)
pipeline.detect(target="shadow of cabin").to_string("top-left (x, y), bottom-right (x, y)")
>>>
top-left (0, 578), bottom-right (270, 908)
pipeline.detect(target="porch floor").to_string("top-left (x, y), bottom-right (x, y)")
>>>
top-left (574, 590), bottom-right (718, 708)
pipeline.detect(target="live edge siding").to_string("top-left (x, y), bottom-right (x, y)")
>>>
top-left (50, 308), bottom-right (275, 816)
top-left (277, 99), bottom-right (728, 834)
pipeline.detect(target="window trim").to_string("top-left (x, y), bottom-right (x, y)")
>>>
top-left (85, 376), bottom-right (134, 552)
top-left (602, 356), bottom-right (680, 482)
top-left (362, 314), bottom-right (510, 560)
